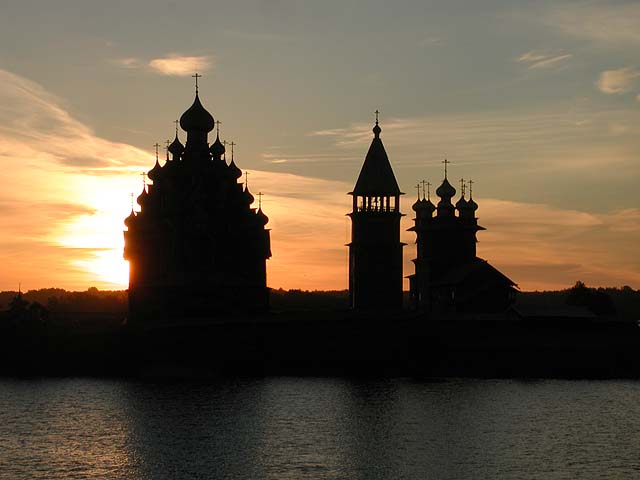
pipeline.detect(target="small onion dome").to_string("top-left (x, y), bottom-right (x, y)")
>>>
top-left (436, 178), bottom-right (456, 199)
top-left (124, 209), bottom-right (136, 228)
top-left (455, 195), bottom-right (469, 210)
top-left (243, 186), bottom-right (255, 206)
top-left (209, 133), bottom-right (225, 158)
top-left (136, 186), bottom-right (148, 207)
top-left (468, 197), bottom-right (478, 212)
top-left (256, 207), bottom-right (269, 226)
top-left (147, 159), bottom-right (163, 182)
top-left (373, 122), bottom-right (382, 138)
top-left (424, 198), bottom-right (436, 214)
top-left (168, 134), bottom-right (184, 157)
top-left (228, 159), bottom-right (242, 179)
top-left (412, 198), bottom-right (422, 212)
top-left (179, 93), bottom-right (215, 133)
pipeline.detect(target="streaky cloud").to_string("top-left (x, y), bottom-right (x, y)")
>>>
top-left (517, 50), bottom-right (572, 70)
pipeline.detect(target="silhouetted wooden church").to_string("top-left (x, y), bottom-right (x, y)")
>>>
top-left (408, 163), bottom-right (517, 314)
top-left (124, 82), bottom-right (271, 324)
top-left (348, 115), bottom-right (516, 315)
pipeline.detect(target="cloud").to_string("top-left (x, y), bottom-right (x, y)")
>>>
top-left (111, 57), bottom-right (141, 69)
top-left (541, 2), bottom-right (640, 46)
top-left (517, 50), bottom-right (572, 70)
top-left (148, 54), bottom-right (212, 76)
top-left (477, 200), bottom-right (640, 291)
top-left (0, 69), bottom-right (151, 170)
top-left (304, 107), bottom-right (640, 178)
top-left (596, 67), bottom-right (640, 94)
top-left (0, 69), bottom-right (151, 290)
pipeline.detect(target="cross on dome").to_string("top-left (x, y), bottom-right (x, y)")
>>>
top-left (192, 73), bottom-right (202, 93)
top-left (442, 158), bottom-right (450, 179)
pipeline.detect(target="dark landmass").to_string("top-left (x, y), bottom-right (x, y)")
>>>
top-left (0, 282), bottom-right (639, 379)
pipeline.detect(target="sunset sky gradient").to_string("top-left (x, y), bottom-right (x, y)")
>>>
top-left (0, 0), bottom-right (638, 292)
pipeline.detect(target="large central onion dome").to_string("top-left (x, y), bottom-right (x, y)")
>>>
top-left (436, 178), bottom-right (456, 199)
top-left (179, 93), bottom-right (215, 133)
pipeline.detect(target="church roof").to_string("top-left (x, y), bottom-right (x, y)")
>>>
top-left (432, 258), bottom-right (517, 288)
top-left (351, 122), bottom-right (401, 196)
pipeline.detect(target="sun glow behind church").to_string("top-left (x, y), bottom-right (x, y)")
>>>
top-left (53, 172), bottom-right (140, 289)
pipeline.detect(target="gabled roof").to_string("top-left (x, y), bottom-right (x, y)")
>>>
top-left (351, 125), bottom-right (401, 196)
top-left (432, 257), bottom-right (517, 288)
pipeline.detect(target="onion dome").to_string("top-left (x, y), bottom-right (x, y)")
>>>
top-left (436, 178), bottom-right (456, 199)
top-left (179, 93), bottom-right (215, 133)
top-left (424, 198), bottom-right (436, 214)
top-left (243, 185), bottom-right (255, 206)
top-left (136, 186), bottom-right (148, 208)
top-left (168, 134), bottom-right (184, 158)
top-left (412, 198), bottom-right (422, 212)
top-left (209, 133), bottom-right (225, 159)
top-left (468, 196), bottom-right (478, 212)
top-left (124, 209), bottom-right (136, 228)
top-left (228, 160), bottom-right (242, 179)
top-left (147, 158), bottom-right (163, 182)
top-left (256, 207), bottom-right (269, 226)
top-left (455, 195), bottom-right (468, 210)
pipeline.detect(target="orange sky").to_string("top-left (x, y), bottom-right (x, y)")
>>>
top-left (1, 0), bottom-right (639, 293)
top-left (0, 70), bottom-right (639, 292)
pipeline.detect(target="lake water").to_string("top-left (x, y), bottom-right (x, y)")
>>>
top-left (1, 377), bottom-right (639, 479)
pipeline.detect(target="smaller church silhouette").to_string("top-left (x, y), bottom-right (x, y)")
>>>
top-left (408, 164), bottom-right (516, 314)
top-left (348, 116), bottom-right (405, 310)
top-left (124, 80), bottom-right (271, 324)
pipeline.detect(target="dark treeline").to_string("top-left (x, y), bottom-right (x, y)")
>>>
top-left (0, 282), bottom-right (639, 378)
top-left (1, 282), bottom-right (639, 319)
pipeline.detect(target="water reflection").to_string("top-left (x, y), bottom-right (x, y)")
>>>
top-left (3, 378), bottom-right (640, 479)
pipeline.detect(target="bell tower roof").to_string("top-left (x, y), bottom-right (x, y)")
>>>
top-left (351, 116), bottom-right (401, 196)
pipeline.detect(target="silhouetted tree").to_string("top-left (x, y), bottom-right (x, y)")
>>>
top-left (566, 281), bottom-right (616, 315)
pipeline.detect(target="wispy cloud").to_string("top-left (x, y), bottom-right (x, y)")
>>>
top-left (517, 50), bottom-right (572, 70)
top-left (479, 200), bottom-right (640, 290)
top-left (148, 54), bottom-right (212, 76)
top-left (0, 69), bottom-right (150, 289)
top-left (596, 67), bottom-right (640, 94)
top-left (306, 107), bottom-right (640, 177)
top-left (111, 57), bottom-right (141, 69)
top-left (541, 2), bottom-right (640, 46)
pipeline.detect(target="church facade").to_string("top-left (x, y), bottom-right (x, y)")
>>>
top-left (124, 86), bottom-right (271, 324)
top-left (408, 166), bottom-right (516, 314)
top-left (348, 118), bottom-right (405, 310)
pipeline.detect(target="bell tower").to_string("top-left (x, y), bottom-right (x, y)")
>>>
top-left (348, 114), bottom-right (404, 310)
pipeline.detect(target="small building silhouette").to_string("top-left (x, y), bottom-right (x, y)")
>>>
top-left (408, 169), bottom-right (516, 314)
top-left (348, 118), bottom-right (405, 310)
top-left (124, 86), bottom-right (271, 324)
